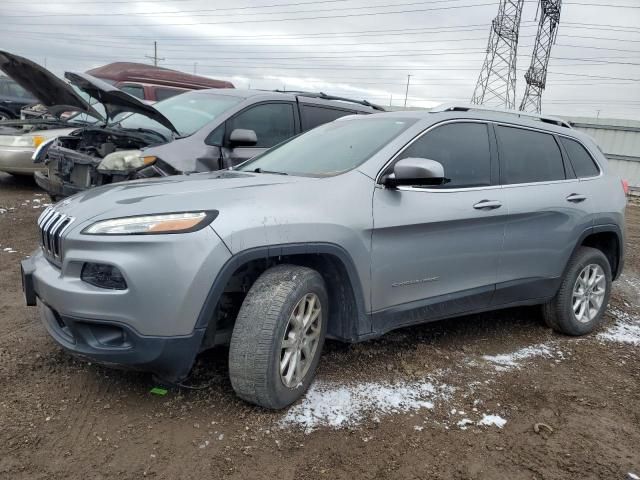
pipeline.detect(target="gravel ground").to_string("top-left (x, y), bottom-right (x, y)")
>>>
top-left (0, 172), bottom-right (638, 480)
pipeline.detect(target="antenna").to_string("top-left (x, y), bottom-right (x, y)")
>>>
top-left (519, 0), bottom-right (562, 113)
top-left (471, 0), bottom-right (525, 109)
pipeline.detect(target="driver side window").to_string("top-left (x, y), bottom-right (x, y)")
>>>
top-left (227, 103), bottom-right (295, 148)
top-left (398, 122), bottom-right (491, 188)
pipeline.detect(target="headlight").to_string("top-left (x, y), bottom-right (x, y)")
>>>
top-left (82, 211), bottom-right (218, 235)
top-left (97, 150), bottom-right (156, 172)
top-left (0, 135), bottom-right (46, 148)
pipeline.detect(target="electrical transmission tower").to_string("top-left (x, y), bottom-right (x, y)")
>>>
top-left (471, 0), bottom-right (525, 109)
top-left (520, 0), bottom-right (562, 112)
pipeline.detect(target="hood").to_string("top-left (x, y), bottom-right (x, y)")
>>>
top-left (53, 170), bottom-right (306, 222)
top-left (64, 72), bottom-right (179, 134)
top-left (0, 50), bottom-right (103, 121)
top-left (0, 51), bottom-right (178, 134)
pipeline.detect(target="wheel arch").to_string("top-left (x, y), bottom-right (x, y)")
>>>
top-left (569, 224), bottom-right (624, 281)
top-left (195, 242), bottom-right (370, 345)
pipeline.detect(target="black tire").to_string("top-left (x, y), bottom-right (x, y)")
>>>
top-left (228, 264), bottom-right (328, 409)
top-left (542, 246), bottom-right (612, 336)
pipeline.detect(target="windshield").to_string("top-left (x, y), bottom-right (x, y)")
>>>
top-left (238, 117), bottom-right (415, 177)
top-left (116, 91), bottom-right (242, 137)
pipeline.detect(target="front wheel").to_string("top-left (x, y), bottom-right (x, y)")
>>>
top-left (543, 246), bottom-right (612, 336)
top-left (228, 264), bottom-right (328, 409)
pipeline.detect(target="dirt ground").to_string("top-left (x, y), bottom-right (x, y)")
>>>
top-left (0, 172), bottom-right (638, 480)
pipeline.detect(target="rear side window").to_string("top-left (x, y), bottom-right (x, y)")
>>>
top-left (228, 102), bottom-right (295, 148)
top-left (155, 87), bottom-right (184, 101)
top-left (559, 137), bottom-right (600, 178)
top-left (120, 84), bottom-right (145, 100)
top-left (398, 122), bottom-right (491, 188)
top-left (496, 126), bottom-right (565, 184)
top-left (300, 105), bottom-right (353, 130)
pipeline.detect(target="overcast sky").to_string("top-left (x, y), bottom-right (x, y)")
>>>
top-left (1, 0), bottom-right (639, 119)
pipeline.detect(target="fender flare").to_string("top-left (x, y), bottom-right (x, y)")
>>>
top-left (194, 242), bottom-right (370, 340)
top-left (568, 224), bottom-right (624, 280)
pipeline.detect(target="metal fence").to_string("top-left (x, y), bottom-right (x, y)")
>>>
top-left (564, 116), bottom-right (640, 189)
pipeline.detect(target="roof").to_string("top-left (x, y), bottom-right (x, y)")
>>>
top-left (86, 62), bottom-right (233, 90)
top-left (193, 89), bottom-right (381, 113)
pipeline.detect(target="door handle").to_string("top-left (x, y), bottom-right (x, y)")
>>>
top-left (566, 193), bottom-right (587, 203)
top-left (473, 200), bottom-right (502, 210)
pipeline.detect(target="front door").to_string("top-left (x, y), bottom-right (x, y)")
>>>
top-left (221, 102), bottom-right (297, 167)
top-left (371, 121), bottom-right (506, 332)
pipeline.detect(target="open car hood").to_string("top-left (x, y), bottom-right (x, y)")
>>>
top-left (64, 72), bottom-right (179, 134)
top-left (0, 50), bottom-right (103, 121)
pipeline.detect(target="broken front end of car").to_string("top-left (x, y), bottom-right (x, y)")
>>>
top-left (35, 127), bottom-right (175, 199)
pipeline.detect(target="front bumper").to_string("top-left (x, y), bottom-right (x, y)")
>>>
top-left (37, 299), bottom-right (205, 382)
top-left (0, 146), bottom-right (44, 175)
top-left (20, 225), bottom-right (232, 381)
top-left (21, 254), bottom-right (207, 382)
top-left (34, 170), bottom-right (84, 198)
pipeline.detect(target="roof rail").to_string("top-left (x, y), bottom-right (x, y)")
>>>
top-left (273, 90), bottom-right (386, 112)
top-left (431, 103), bottom-right (572, 129)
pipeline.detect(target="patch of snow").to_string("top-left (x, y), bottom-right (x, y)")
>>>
top-left (413, 425), bottom-right (424, 431)
top-left (457, 418), bottom-right (474, 430)
top-left (280, 380), bottom-right (452, 432)
top-left (482, 344), bottom-right (557, 371)
top-left (599, 308), bottom-right (640, 345)
top-left (2, 247), bottom-right (17, 253)
top-left (0, 208), bottom-right (6, 214)
top-left (478, 414), bottom-right (507, 428)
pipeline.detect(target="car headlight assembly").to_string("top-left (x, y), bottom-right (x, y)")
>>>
top-left (0, 135), bottom-right (46, 148)
top-left (82, 211), bottom-right (218, 235)
top-left (97, 150), bottom-right (157, 173)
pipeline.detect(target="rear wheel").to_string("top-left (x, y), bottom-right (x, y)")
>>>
top-left (543, 246), bottom-right (612, 336)
top-left (228, 264), bottom-right (327, 409)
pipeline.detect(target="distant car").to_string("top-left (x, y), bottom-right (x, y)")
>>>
top-left (0, 55), bottom-right (234, 177)
top-left (0, 75), bottom-right (37, 121)
top-left (0, 51), bottom-right (383, 199)
top-left (86, 62), bottom-right (234, 102)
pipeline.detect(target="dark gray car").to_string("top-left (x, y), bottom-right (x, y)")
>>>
top-left (21, 105), bottom-right (626, 409)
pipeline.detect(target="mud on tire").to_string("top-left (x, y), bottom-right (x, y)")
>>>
top-left (228, 264), bottom-right (328, 409)
top-left (543, 246), bottom-right (612, 336)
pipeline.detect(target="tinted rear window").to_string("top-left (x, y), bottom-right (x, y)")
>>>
top-left (496, 126), bottom-right (565, 184)
top-left (559, 137), bottom-right (600, 178)
top-left (300, 105), bottom-right (354, 130)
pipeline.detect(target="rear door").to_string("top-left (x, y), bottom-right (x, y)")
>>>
top-left (371, 121), bottom-right (506, 330)
top-left (493, 124), bottom-right (592, 304)
top-left (221, 101), bottom-right (298, 167)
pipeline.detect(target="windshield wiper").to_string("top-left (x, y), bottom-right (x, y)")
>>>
top-left (253, 168), bottom-right (288, 175)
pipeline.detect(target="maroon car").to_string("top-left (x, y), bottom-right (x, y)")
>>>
top-left (87, 62), bottom-right (234, 102)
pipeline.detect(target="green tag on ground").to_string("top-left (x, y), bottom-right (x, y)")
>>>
top-left (150, 387), bottom-right (168, 396)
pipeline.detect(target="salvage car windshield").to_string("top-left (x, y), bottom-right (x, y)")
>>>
top-left (116, 91), bottom-right (242, 137)
top-left (238, 117), bottom-right (415, 177)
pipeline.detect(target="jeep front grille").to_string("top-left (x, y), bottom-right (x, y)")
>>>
top-left (37, 207), bottom-right (75, 261)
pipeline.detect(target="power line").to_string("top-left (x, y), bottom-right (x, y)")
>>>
top-left (0, 0), bottom-right (463, 18)
top-left (0, 3), bottom-right (510, 26)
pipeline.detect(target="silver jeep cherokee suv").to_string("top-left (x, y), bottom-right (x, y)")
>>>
top-left (21, 105), bottom-right (626, 409)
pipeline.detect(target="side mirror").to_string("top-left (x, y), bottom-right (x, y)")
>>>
top-left (382, 157), bottom-right (446, 188)
top-left (229, 128), bottom-right (257, 147)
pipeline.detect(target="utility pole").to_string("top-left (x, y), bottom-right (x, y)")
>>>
top-left (404, 74), bottom-right (411, 108)
top-left (471, 0), bottom-right (525, 109)
top-left (519, 0), bottom-right (562, 113)
top-left (145, 41), bottom-right (165, 66)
